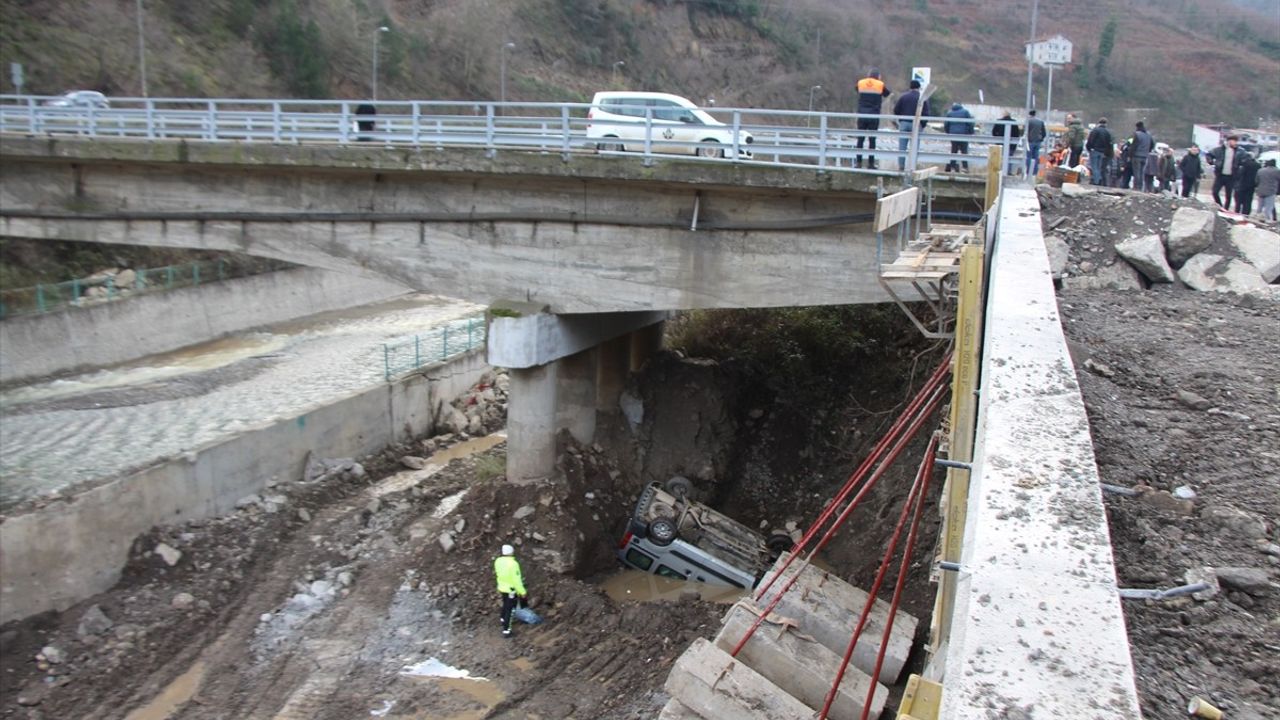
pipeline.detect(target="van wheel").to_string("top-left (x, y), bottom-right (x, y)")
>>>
top-left (766, 531), bottom-right (795, 557)
top-left (697, 139), bottom-right (723, 158)
top-left (598, 136), bottom-right (624, 152)
top-left (664, 476), bottom-right (693, 499)
top-left (648, 517), bottom-right (678, 546)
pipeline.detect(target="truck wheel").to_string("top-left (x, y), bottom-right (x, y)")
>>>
top-left (649, 517), bottom-right (678, 546)
top-left (766, 532), bottom-right (795, 557)
top-left (664, 475), bottom-right (693, 499)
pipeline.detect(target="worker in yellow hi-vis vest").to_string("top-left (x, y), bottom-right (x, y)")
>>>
top-left (493, 544), bottom-right (527, 638)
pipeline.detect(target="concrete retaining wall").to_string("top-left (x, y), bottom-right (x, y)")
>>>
top-left (0, 267), bottom-right (409, 385)
top-left (0, 348), bottom-right (489, 624)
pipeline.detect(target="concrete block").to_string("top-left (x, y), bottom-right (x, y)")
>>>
top-left (757, 557), bottom-right (917, 684)
top-left (656, 699), bottom-right (705, 720)
top-left (664, 638), bottom-right (814, 720)
top-left (714, 604), bottom-right (887, 720)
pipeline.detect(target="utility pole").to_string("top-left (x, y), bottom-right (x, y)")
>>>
top-left (135, 0), bottom-right (148, 97)
top-left (499, 42), bottom-right (516, 114)
top-left (1024, 0), bottom-right (1038, 115)
top-left (371, 26), bottom-right (389, 100)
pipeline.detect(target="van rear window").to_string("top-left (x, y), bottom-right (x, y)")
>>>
top-left (625, 548), bottom-right (654, 571)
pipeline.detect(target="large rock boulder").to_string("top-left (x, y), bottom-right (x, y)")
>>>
top-left (1044, 235), bottom-right (1070, 278)
top-left (1063, 261), bottom-right (1143, 291)
top-left (1165, 207), bottom-right (1216, 266)
top-left (1228, 224), bottom-right (1280, 283)
top-left (1177, 253), bottom-right (1268, 293)
top-left (1115, 234), bottom-right (1176, 283)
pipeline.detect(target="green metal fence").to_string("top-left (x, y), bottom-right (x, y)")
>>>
top-left (0, 259), bottom-right (292, 319)
top-left (382, 316), bottom-right (486, 381)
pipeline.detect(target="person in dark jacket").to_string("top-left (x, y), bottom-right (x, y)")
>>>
top-left (1209, 135), bottom-right (1245, 208)
top-left (1233, 152), bottom-right (1259, 215)
top-left (1085, 117), bottom-right (1113, 186)
top-left (1129, 122), bottom-right (1154, 191)
top-left (944, 102), bottom-right (976, 172)
top-left (1178, 146), bottom-right (1203, 198)
top-left (1143, 151), bottom-right (1160, 193)
top-left (854, 68), bottom-right (891, 169)
top-left (1157, 146), bottom-right (1177, 193)
top-left (1024, 110), bottom-right (1047, 176)
top-left (892, 80), bottom-right (930, 171)
top-left (1255, 159), bottom-right (1279, 221)
top-left (1063, 114), bottom-right (1086, 167)
top-left (992, 111), bottom-right (1021, 175)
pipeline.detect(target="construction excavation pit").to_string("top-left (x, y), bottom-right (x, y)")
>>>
top-left (0, 305), bottom-right (954, 720)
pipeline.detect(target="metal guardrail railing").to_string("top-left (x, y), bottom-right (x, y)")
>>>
top-left (0, 95), bottom-right (1022, 178)
top-left (382, 315), bottom-right (486, 381)
top-left (0, 258), bottom-right (292, 319)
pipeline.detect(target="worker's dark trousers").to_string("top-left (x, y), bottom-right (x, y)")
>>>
top-left (500, 592), bottom-right (518, 633)
top-left (855, 117), bottom-right (880, 168)
top-left (1212, 174), bottom-right (1236, 208)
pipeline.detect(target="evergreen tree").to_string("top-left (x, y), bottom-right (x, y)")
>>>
top-left (1095, 18), bottom-right (1117, 76)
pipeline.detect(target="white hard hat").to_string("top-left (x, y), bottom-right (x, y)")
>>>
top-left (501, 544), bottom-right (514, 556)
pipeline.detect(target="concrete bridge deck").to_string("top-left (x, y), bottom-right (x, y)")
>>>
top-left (0, 135), bottom-right (983, 314)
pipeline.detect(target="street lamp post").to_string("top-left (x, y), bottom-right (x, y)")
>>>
top-left (612, 60), bottom-right (625, 87)
top-left (807, 85), bottom-right (822, 127)
top-left (371, 25), bottom-right (389, 100)
top-left (499, 42), bottom-right (516, 113)
top-left (1024, 0), bottom-right (1039, 115)
top-left (135, 0), bottom-right (148, 98)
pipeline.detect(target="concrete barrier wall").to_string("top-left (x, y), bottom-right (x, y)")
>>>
top-left (0, 348), bottom-right (489, 624)
top-left (938, 188), bottom-right (1142, 718)
top-left (0, 267), bottom-right (409, 384)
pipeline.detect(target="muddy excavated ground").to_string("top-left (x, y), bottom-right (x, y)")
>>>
top-left (0, 318), bottom-right (946, 720)
top-left (1043, 188), bottom-right (1280, 719)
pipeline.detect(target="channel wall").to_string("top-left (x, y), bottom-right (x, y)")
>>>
top-left (0, 348), bottom-right (488, 624)
top-left (0, 266), bottom-right (409, 385)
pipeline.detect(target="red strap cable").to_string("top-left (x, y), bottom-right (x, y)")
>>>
top-left (754, 354), bottom-right (951, 603)
top-left (730, 383), bottom-right (947, 658)
top-left (819, 430), bottom-right (941, 719)
top-left (858, 433), bottom-right (939, 719)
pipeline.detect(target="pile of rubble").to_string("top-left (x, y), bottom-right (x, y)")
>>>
top-left (1038, 186), bottom-right (1279, 296)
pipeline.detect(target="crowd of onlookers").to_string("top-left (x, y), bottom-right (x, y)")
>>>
top-left (1008, 112), bottom-right (1278, 222)
top-left (848, 69), bottom-right (1278, 222)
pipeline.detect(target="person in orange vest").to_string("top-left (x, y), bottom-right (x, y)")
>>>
top-left (854, 68), bottom-right (891, 169)
top-left (493, 544), bottom-right (527, 638)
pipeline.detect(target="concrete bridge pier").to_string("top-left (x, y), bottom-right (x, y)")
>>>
top-left (488, 307), bottom-right (668, 481)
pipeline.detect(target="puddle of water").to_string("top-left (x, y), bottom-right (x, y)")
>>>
top-left (371, 432), bottom-right (506, 499)
top-left (401, 657), bottom-right (506, 720)
top-left (122, 661), bottom-right (206, 720)
top-left (1, 334), bottom-right (284, 406)
top-left (599, 570), bottom-right (748, 605)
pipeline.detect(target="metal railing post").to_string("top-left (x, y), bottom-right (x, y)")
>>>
top-left (105, 276), bottom-right (115, 299)
top-left (412, 102), bottom-right (421, 146)
top-left (818, 113), bottom-right (828, 171)
top-left (643, 108), bottom-right (654, 167)
top-left (272, 102), bottom-right (282, 143)
top-left (72, 278), bottom-right (81, 302)
top-left (732, 111), bottom-right (741, 160)
top-left (414, 335), bottom-right (421, 368)
top-left (442, 326), bottom-right (450, 358)
top-left (1001, 127), bottom-right (1012, 177)
top-left (560, 105), bottom-right (571, 160)
top-left (36, 284), bottom-right (45, 313)
top-left (27, 96), bottom-right (36, 134)
top-left (192, 261), bottom-right (200, 285)
top-left (485, 105), bottom-right (496, 158)
top-left (206, 100), bottom-right (216, 141)
top-left (339, 102), bottom-right (349, 143)
top-left (468, 319), bottom-right (474, 347)
top-left (383, 344), bottom-right (391, 381)
top-left (145, 99), bottom-right (155, 139)
top-left (166, 265), bottom-right (175, 289)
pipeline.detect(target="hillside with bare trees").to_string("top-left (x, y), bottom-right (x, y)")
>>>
top-left (1, 0), bottom-right (1276, 140)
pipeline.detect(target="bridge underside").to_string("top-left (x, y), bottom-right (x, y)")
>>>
top-left (0, 136), bottom-right (983, 313)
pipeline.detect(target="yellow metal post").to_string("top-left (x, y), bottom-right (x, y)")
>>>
top-left (984, 146), bottom-right (1001, 212)
top-left (897, 674), bottom-right (945, 720)
top-left (928, 243), bottom-right (984, 667)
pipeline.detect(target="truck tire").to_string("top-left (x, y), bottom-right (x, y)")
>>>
top-left (648, 517), bottom-right (678, 546)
